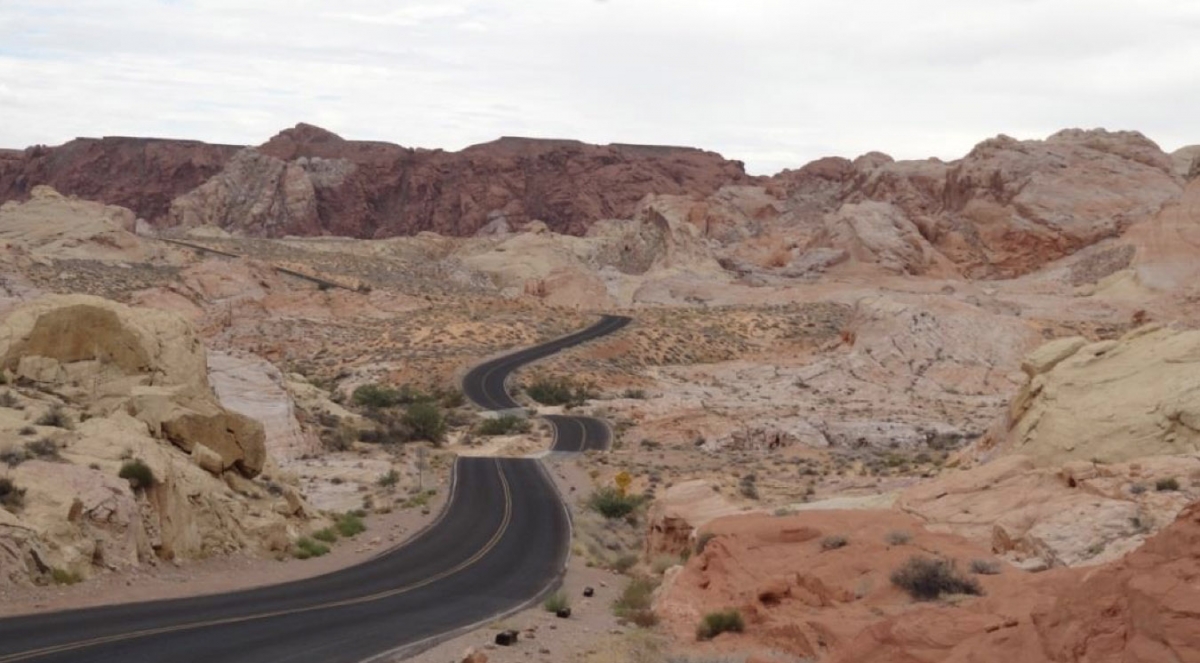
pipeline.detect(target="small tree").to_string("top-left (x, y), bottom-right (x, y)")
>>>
top-left (403, 402), bottom-right (446, 444)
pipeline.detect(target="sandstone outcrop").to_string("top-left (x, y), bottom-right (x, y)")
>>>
top-left (0, 295), bottom-right (304, 586)
top-left (1002, 325), bottom-right (1200, 465)
top-left (0, 186), bottom-right (155, 263)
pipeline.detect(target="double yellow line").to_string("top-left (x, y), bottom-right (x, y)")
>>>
top-left (0, 460), bottom-right (514, 663)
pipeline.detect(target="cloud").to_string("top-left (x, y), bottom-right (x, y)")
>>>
top-left (0, 0), bottom-right (1196, 174)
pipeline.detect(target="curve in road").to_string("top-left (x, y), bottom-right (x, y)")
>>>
top-left (0, 315), bottom-right (630, 663)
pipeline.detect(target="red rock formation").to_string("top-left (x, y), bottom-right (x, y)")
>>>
top-left (0, 125), bottom-right (753, 239)
top-left (0, 137), bottom-right (240, 221)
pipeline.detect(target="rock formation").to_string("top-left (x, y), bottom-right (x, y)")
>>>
top-left (0, 295), bottom-right (305, 586)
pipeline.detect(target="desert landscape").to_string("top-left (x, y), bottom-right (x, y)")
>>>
top-left (0, 121), bottom-right (1198, 662)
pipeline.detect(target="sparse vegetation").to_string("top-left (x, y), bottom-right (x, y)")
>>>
top-left (0, 390), bottom-right (18, 408)
top-left (611, 554), bottom-right (639, 574)
top-left (613, 576), bottom-right (659, 627)
top-left (51, 568), bottom-right (83, 585)
top-left (696, 609), bottom-right (744, 640)
top-left (622, 388), bottom-right (648, 399)
top-left (886, 530), bottom-right (913, 546)
top-left (587, 487), bottom-right (642, 519)
top-left (651, 554), bottom-right (682, 574)
top-left (312, 528), bottom-right (338, 543)
top-left (1, 446), bottom-right (28, 468)
top-left (118, 459), bottom-right (155, 489)
top-left (377, 469), bottom-right (399, 488)
top-left (525, 376), bottom-right (596, 407)
top-left (0, 477), bottom-right (25, 510)
top-left (476, 414), bottom-right (531, 436)
top-left (1156, 477), bottom-right (1180, 492)
top-left (35, 404), bottom-right (72, 429)
top-left (351, 383), bottom-right (402, 409)
top-left (402, 402), bottom-right (446, 444)
top-left (1129, 482), bottom-right (1147, 495)
top-left (293, 537), bottom-right (330, 559)
top-left (335, 512), bottom-right (366, 538)
top-left (18, 426), bottom-right (35, 436)
top-left (821, 535), bottom-right (848, 550)
top-left (25, 437), bottom-right (60, 460)
top-left (969, 559), bottom-right (1002, 575)
top-left (890, 556), bottom-right (982, 601)
top-left (738, 474), bottom-right (759, 500)
top-left (543, 591), bottom-right (570, 613)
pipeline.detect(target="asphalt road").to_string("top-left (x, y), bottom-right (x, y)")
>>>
top-left (0, 315), bottom-right (630, 663)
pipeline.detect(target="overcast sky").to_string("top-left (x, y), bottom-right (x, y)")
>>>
top-left (0, 0), bottom-right (1197, 174)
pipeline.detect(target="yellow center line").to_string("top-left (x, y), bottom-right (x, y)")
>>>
top-left (0, 460), bottom-right (514, 663)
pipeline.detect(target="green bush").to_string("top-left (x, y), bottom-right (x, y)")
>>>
top-left (294, 537), bottom-right (330, 559)
top-left (118, 459), bottom-right (156, 490)
top-left (377, 469), bottom-right (399, 488)
top-left (890, 556), bottom-right (982, 601)
top-left (36, 404), bottom-right (72, 429)
top-left (1156, 477), bottom-right (1181, 492)
top-left (543, 591), bottom-right (570, 613)
top-left (0, 477), bottom-right (25, 510)
top-left (312, 528), bottom-right (338, 543)
top-left (476, 414), bottom-right (532, 436)
top-left (525, 376), bottom-right (596, 407)
top-left (587, 487), bottom-right (642, 519)
top-left (352, 383), bottom-right (401, 409)
top-left (335, 513), bottom-right (366, 538)
top-left (611, 553), bottom-right (639, 574)
top-left (402, 402), bottom-right (446, 443)
top-left (696, 609), bottom-right (744, 640)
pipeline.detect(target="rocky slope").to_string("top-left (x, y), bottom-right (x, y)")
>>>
top-left (0, 296), bottom-right (309, 586)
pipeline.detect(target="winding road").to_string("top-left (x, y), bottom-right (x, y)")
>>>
top-left (0, 315), bottom-right (630, 663)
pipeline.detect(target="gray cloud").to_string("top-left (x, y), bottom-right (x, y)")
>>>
top-left (0, 0), bottom-right (1196, 174)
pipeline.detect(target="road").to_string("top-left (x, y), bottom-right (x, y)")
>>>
top-left (0, 315), bottom-right (630, 663)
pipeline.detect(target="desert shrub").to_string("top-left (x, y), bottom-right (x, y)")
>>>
top-left (886, 530), bottom-right (913, 546)
top-left (1, 446), bottom-right (28, 468)
top-left (738, 474), bottom-right (759, 500)
top-left (821, 535), bottom-right (848, 550)
top-left (0, 390), bottom-right (18, 408)
top-left (294, 537), bottom-right (330, 559)
top-left (402, 402), bottom-right (446, 444)
top-left (651, 554), bottom-right (682, 574)
top-left (18, 426), bottom-right (35, 436)
top-left (335, 512), bottom-right (366, 538)
top-left (1156, 477), bottom-right (1180, 492)
top-left (118, 459), bottom-right (155, 489)
top-left (969, 559), bottom-right (1002, 575)
top-left (312, 528), bottom-right (338, 543)
top-left (352, 383), bottom-right (402, 409)
top-left (587, 487), bottom-right (642, 519)
top-left (51, 568), bottom-right (82, 585)
top-left (25, 438), bottom-right (59, 460)
top-left (476, 414), bottom-right (531, 436)
top-left (695, 532), bottom-right (716, 554)
top-left (613, 576), bottom-right (659, 626)
top-left (36, 404), bottom-right (71, 429)
top-left (1129, 482), bottom-right (1147, 495)
top-left (611, 553), bottom-right (639, 574)
top-left (439, 389), bottom-right (466, 409)
top-left (696, 609), bottom-right (744, 640)
top-left (0, 477), bottom-right (25, 510)
top-left (622, 388), bottom-right (648, 399)
top-left (525, 376), bottom-right (596, 407)
top-left (543, 591), bottom-right (570, 613)
top-left (377, 469), bottom-right (399, 488)
top-left (890, 556), bottom-right (982, 601)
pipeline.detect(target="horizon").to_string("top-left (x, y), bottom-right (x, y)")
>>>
top-left (1, 1), bottom-right (1198, 175)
